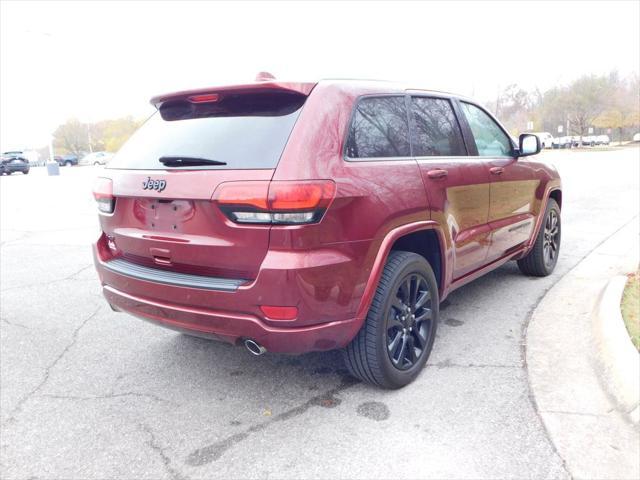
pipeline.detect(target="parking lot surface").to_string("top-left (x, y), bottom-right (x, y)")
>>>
top-left (1, 148), bottom-right (639, 479)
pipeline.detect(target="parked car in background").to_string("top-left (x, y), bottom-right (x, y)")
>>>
top-left (92, 78), bottom-right (562, 388)
top-left (1, 152), bottom-right (30, 175)
top-left (552, 136), bottom-right (572, 149)
top-left (2, 150), bottom-right (26, 160)
top-left (3, 149), bottom-right (40, 165)
top-left (595, 135), bottom-right (610, 145)
top-left (581, 136), bottom-right (597, 147)
top-left (55, 154), bottom-right (79, 166)
top-left (80, 151), bottom-right (114, 166)
top-left (529, 132), bottom-right (553, 148)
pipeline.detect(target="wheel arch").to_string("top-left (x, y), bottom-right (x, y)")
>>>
top-left (355, 221), bottom-right (447, 323)
top-left (390, 229), bottom-right (443, 293)
top-left (523, 185), bottom-right (562, 253)
top-left (549, 188), bottom-right (562, 209)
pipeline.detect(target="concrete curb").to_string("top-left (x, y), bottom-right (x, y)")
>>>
top-left (593, 275), bottom-right (640, 424)
top-left (526, 217), bottom-right (640, 479)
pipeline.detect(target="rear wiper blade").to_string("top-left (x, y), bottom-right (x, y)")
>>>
top-left (159, 156), bottom-right (227, 167)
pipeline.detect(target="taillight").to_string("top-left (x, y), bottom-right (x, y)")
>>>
top-left (212, 180), bottom-right (336, 225)
top-left (93, 177), bottom-right (114, 214)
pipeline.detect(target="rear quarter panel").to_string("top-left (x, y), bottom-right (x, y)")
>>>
top-left (271, 82), bottom-right (429, 319)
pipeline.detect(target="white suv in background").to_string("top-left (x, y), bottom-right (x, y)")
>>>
top-left (79, 151), bottom-right (114, 166)
top-left (529, 132), bottom-right (554, 148)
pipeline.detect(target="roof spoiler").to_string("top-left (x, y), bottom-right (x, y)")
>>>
top-left (150, 80), bottom-right (317, 109)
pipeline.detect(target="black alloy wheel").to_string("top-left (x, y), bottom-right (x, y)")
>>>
top-left (517, 198), bottom-right (561, 277)
top-left (542, 209), bottom-right (559, 269)
top-left (343, 251), bottom-right (439, 388)
top-left (386, 273), bottom-right (434, 370)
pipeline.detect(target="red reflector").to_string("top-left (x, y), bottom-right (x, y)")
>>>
top-left (188, 93), bottom-right (220, 103)
top-left (268, 180), bottom-right (335, 211)
top-left (260, 305), bottom-right (298, 320)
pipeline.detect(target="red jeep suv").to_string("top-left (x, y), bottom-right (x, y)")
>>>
top-left (92, 78), bottom-right (562, 388)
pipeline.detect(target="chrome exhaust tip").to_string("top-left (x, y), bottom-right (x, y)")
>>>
top-left (244, 339), bottom-right (267, 356)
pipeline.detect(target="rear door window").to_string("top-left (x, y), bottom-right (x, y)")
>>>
top-left (107, 91), bottom-right (305, 170)
top-left (345, 96), bottom-right (410, 158)
top-left (410, 97), bottom-right (466, 156)
top-left (460, 102), bottom-right (513, 156)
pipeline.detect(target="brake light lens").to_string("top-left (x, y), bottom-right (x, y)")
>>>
top-left (187, 93), bottom-right (220, 103)
top-left (93, 177), bottom-right (114, 213)
top-left (269, 182), bottom-right (335, 210)
top-left (212, 180), bottom-right (336, 225)
top-left (213, 182), bottom-right (269, 210)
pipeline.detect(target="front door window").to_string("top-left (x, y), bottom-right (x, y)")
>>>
top-left (461, 102), bottom-right (512, 156)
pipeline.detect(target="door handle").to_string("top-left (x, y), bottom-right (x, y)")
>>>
top-left (490, 167), bottom-right (505, 175)
top-left (427, 169), bottom-right (448, 179)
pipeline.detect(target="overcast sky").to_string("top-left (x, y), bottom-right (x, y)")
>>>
top-left (1, 0), bottom-right (639, 150)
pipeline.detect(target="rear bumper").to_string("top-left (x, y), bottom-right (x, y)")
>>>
top-left (102, 257), bottom-right (245, 291)
top-left (1, 164), bottom-right (29, 172)
top-left (92, 237), bottom-right (369, 354)
top-left (102, 284), bottom-right (359, 353)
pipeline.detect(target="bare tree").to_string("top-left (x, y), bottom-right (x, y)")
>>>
top-left (564, 75), bottom-right (610, 135)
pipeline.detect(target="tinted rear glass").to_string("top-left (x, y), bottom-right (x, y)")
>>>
top-left (410, 97), bottom-right (466, 156)
top-left (107, 92), bottom-right (305, 170)
top-left (345, 96), bottom-right (410, 158)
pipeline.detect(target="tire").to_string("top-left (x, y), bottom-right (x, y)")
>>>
top-left (94, 161), bottom-right (100, 166)
top-left (22, 170), bottom-right (29, 175)
top-left (343, 251), bottom-right (439, 389)
top-left (517, 198), bottom-right (561, 277)
top-left (65, 161), bottom-right (72, 167)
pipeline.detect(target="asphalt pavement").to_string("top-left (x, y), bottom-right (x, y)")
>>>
top-left (1, 147), bottom-right (639, 479)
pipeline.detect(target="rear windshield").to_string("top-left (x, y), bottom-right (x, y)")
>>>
top-left (107, 91), bottom-right (305, 170)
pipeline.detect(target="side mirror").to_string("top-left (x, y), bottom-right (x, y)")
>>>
top-left (518, 134), bottom-right (541, 157)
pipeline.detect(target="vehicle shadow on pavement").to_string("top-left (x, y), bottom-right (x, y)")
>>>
top-left (144, 261), bottom-right (533, 399)
top-left (169, 333), bottom-right (348, 378)
top-left (150, 260), bottom-right (533, 394)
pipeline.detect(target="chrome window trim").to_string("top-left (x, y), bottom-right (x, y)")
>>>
top-left (344, 155), bottom-right (416, 163)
